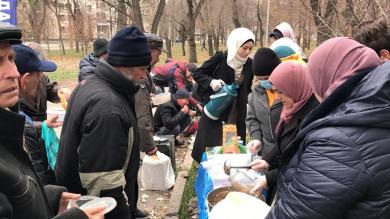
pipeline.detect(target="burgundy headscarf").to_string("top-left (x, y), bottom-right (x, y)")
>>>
top-left (269, 62), bottom-right (313, 126)
top-left (307, 37), bottom-right (381, 99)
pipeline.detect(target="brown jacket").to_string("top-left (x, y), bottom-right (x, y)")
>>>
top-left (135, 72), bottom-right (156, 153)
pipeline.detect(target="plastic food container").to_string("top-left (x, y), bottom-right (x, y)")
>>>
top-left (68, 196), bottom-right (117, 215)
top-left (47, 108), bottom-right (66, 122)
top-left (80, 197), bottom-right (117, 214)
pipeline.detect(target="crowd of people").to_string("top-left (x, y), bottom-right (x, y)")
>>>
top-left (1, 17), bottom-right (390, 219)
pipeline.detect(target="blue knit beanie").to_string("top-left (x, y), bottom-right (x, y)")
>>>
top-left (107, 26), bottom-right (151, 67)
top-left (273, 45), bottom-right (296, 59)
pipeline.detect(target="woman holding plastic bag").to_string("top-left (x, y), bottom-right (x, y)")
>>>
top-left (191, 28), bottom-right (255, 163)
top-left (249, 62), bottom-right (318, 204)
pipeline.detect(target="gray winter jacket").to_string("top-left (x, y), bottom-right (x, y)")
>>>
top-left (246, 83), bottom-right (282, 156)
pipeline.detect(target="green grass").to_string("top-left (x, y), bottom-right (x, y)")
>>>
top-left (44, 42), bottom-right (263, 83)
top-left (179, 162), bottom-right (198, 219)
top-left (46, 49), bottom-right (86, 58)
top-left (47, 70), bottom-right (78, 81)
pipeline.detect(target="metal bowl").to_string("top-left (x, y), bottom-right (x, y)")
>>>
top-left (206, 186), bottom-right (243, 211)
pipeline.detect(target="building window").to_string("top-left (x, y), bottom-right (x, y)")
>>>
top-left (97, 12), bottom-right (106, 20)
top-left (58, 3), bottom-right (65, 11)
top-left (59, 14), bottom-right (66, 21)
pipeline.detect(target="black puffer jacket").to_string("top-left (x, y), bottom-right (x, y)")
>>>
top-left (0, 108), bottom-right (87, 219)
top-left (154, 98), bottom-right (190, 131)
top-left (78, 54), bottom-right (99, 81)
top-left (267, 63), bottom-right (390, 218)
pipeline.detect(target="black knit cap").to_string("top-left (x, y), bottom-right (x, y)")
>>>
top-left (107, 26), bottom-right (151, 67)
top-left (252, 48), bottom-right (281, 76)
top-left (174, 89), bottom-right (190, 99)
top-left (93, 38), bottom-right (108, 57)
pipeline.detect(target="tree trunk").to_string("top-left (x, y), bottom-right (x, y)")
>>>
top-left (131, 0), bottom-right (144, 32)
top-left (232, 0), bottom-right (241, 28)
top-left (48, 0), bottom-right (66, 55)
top-left (179, 25), bottom-right (186, 56)
top-left (256, 0), bottom-right (264, 47)
top-left (117, 0), bottom-right (127, 30)
top-left (186, 0), bottom-right (205, 62)
top-left (165, 37), bottom-right (172, 58)
top-left (151, 0), bottom-right (166, 34)
top-left (297, 20), bottom-right (302, 47)
top-left (44, 24), bottom-right (51, 54)
top-left (254, 24), bottom-right (259, 46)
top-left (26, 0), bottom-right (47, 43)
top-left (213, 29), bottom-right (219, 52)
top-left (302, 20), bottom-right (308, 51)
top-left (187, 0), bottom-right (197, 63)
top-left (55, 14), bottom-right (65, 55)
top-left (207, 32), bottom-right (214, 56)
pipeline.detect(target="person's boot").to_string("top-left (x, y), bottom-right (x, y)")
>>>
top-left (134, 208), bottom-right (149, 218)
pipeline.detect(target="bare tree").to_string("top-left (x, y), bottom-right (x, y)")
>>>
top-left (309, 0), bottom-right (338, 45)
top-left (130, 0), bottom-right (145, 31)
top-left (151, 0), bottom-right (166, 34)
top-left (186, 0), bottom-right (206, 63)
top-left (256, 0), bottom-right (264, 47)
top-left (66, 0), bottom-right (84, 53)
top-left (21, 0), bottom-right (47, 43)
top-left (232, 0), bottom-right (241, 28)
top-left (116, 0), bottom-right (127, 30)
top-left (47, 0), bottom-right (66, 55)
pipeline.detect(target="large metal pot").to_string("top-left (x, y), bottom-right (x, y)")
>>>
top-left (206, 185), bottom-right (252, 211)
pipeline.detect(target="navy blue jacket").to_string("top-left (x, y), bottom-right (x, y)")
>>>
top-left (267, 62), bottom-right (390, 219)
top-left (78, 54), bottom-right (99, 82)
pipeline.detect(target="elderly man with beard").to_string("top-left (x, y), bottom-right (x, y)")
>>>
top-left (55, 26), bottom-right (151, 219)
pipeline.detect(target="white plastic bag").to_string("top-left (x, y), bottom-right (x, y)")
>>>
top-left (140, 151), bottom-right (175, 190)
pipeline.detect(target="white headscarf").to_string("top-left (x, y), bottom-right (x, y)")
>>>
top-left (226, 27), bottom-right (255, 73)
top-left (274, 22), bottom-right (296, 42)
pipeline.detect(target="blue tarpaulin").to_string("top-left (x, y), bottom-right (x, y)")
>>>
top-left (195, 153), bottom-right (213, 219)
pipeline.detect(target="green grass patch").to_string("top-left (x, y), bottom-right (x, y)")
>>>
top-left (44, 42), bottom-right (263, 83)
top-left (46, 49), bottom-right (88, 59)
top-left (179, 162), bottom-right (198, 219)
top-left (48, 70), bottom-right (78, 81)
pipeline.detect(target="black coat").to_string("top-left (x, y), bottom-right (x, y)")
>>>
top-left (22, 113), bottom-right (55, 185)
top-left (192, 51), bottom-right (253, 162)
top-left (262, 95), bottom-right (318, 203)
top-left (56, 60), bottom-right (140, 219)
top-left (0, 108), bottom-right (87, 219)
top-left (154, 98), bottom-right (190, 131)
top-left (267, 63), bottom-right (390, 218)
